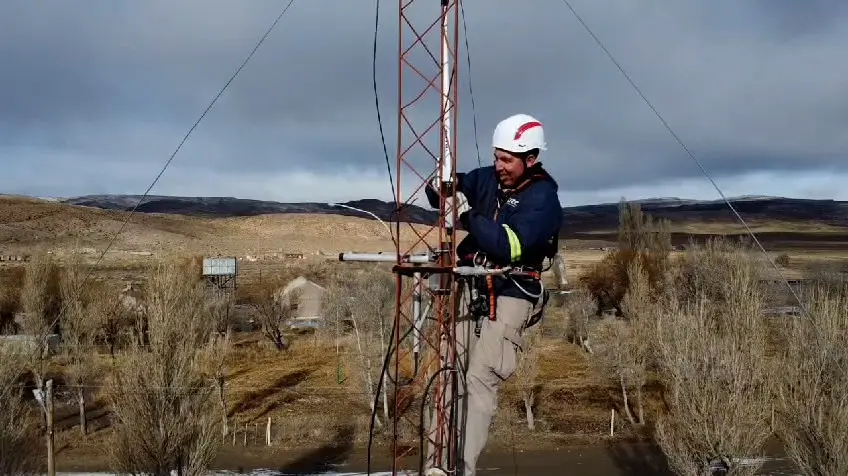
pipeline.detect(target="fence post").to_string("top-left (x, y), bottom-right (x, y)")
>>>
top-left (771, 403), bottom-right (775, 431)
top-left (266, 417), bottom-right (271, 446)
top-left (46, 379), bottom-right (55, 476)
top-left (609, 408), bottom-right (615, 437)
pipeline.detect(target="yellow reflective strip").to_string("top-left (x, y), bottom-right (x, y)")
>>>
top-left (502, 225), bottom-right (522, 262)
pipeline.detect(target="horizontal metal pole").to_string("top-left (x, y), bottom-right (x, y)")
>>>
top-left (338, 252), bottom-right (431, 264)
top-left (393, 264), bottom-right (453, 276)
top-left (453, 266), bottom-right (509, 276)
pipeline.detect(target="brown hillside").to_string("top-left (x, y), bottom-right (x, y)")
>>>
top-left (0, 195), bottom-right (453, 260)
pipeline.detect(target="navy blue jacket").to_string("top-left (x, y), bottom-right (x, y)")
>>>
top-left (425, 163), bottom-right (563, 303)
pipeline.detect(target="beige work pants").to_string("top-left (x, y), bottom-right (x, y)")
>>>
top-left (424, 288), bottom-right (534, 476)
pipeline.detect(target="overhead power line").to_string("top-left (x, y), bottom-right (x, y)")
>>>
top-left (45, 0), bottom-right (298, 334)
top-left (559, 0), bottom-right (807, 314)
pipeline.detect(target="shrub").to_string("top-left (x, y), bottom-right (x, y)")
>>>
top-left (580, 200), bottom-right (671, 314)
top-left (774, 281), bottom-right (848, 476)
top-left (653, 238), bottom-right (774, 476)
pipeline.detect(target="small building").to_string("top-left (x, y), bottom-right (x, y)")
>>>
top-left (0, 333), bottom-right (61, 356)
top-left (276, 276), bottom-right (327, 330)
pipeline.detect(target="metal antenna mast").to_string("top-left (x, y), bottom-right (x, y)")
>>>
top-left (339, 0), bottom-right (461, 473)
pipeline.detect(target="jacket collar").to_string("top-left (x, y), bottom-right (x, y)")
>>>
top-left (498, 163), bottom-right (555, 198)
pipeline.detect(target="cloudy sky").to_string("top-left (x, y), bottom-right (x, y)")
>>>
top-left (1, 0), bottom-right (847, 207)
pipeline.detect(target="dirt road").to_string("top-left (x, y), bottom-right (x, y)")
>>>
top-left (57, 441), bottom-right (798, 475)
top-left (260, 444), bottom-right (796, 475)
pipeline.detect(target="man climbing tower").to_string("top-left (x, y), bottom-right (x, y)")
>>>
top-left (424, 113), bottom-right (563, 476)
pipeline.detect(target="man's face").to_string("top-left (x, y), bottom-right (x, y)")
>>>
top-left (494, 148), bottom-right (535, 188)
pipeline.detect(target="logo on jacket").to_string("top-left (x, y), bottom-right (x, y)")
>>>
top-left (505, 197), bottom-right (519, 208)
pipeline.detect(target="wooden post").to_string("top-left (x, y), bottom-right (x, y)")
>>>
top-left (46, 379), bottom-right (55, 476)
top-left (609, 408), bottom-right (615, 437)
top-left (266, 417), bottom-right (271, 446)
top-left (77, 389), bottom-right (87, 437)
top-left (771, 404), bottom-right (775, 431)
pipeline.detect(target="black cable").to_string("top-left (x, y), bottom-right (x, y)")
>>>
top-left (366, 311), bottom-right (397, 475)
top-left (448, 352), bottom-right (460, 472)
top-left (366, 318), bottom-right (416, 473)
top-left (459, 0), bottom-right (482, 168)
top-left (418, 365), bottom-right (457, 475)
top-left (42, 0), bottom-right (297, 336)
top-left (372, 0), bottom-right (401, 249)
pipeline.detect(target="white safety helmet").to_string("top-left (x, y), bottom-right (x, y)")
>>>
top-left (491, 113), bottom-right (547, 154)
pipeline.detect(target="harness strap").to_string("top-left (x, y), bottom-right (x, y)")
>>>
top-left (488, 206), bottom-right (502, 322)
top-left (470, 170), bottom-right (548, 323)
top-left (486, 274), bottom-right (496, 321)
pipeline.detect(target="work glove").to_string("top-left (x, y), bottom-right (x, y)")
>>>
top-left (429, 177), bottom-right (470, 216)
top-left (429, 174), bottom-right (465, 196)
top-left (454, 191), bottom-right (470, 216)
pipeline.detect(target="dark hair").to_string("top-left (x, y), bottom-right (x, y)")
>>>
top-left (516, 148), bottom-right (540, 162)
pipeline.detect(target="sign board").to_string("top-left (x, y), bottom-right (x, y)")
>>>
top-left (202, 257), bottom-right (237, 276)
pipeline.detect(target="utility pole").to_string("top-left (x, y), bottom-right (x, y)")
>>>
top-left (337, 0), bottom-right (462, 473)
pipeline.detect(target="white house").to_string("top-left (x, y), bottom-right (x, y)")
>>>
top-left (275, 276), bottom-right (327, 329)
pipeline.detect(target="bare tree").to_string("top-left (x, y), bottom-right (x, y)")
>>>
top-left (18, 250), bottom-right (61, 417)
top-left (564, 287), bottom-right (596, 353)
top-left (326, 268), bottom-right (394, 427)
top-left (0, 274), bottom-right (22, 334)
top-left (58, 254), bottom-right (101, 436)
top-left (200, 293), bottom-right (234, 439)
top-left (590, 259), bottom-right (653, 425)
top-left (0, 340), bottom-right (42, 475)
top-left (107, 262), bottom-right (220, 476)
top-left (617, 200), bottom-right (672, 254)
top-left (98, 287), bottom-right (136, 358)
top-left (582, 200), bottom-right (671, 316)
top-left (514, 325), bottom-right (543, 430)
top-left (205, 292), bottom-right (233, 335)
top-left (774, 283), bottom-right (848, 476)
top-left (653, 239), bottom-right (774, 476)
top-left (251, 277), bottom-right (300, 351)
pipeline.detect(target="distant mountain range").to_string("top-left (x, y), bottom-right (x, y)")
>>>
top-left (60, 194), bottom-right (848, 238)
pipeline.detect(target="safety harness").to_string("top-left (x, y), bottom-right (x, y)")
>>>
top-left (464, 171), bottom-right (554, 336)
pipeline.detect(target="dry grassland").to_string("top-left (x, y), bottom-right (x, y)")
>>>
top-left (2, 196), bottom-right (848, 474)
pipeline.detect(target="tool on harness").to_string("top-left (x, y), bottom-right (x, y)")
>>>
top-left (456, 253), bottom-right (547, 335)
top-left (467, 278), bottom-right (488, 337)
top-left (461, 253), bottom-right (493, 337)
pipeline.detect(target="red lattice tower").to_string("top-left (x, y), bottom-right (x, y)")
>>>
top-left (391, 0), bottom-right (462, 473)
top-left (338, 0), bottom-right (462, 473)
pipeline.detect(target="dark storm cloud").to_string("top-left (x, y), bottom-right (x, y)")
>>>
top-left (1, 0), bottom-right (847, 202)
